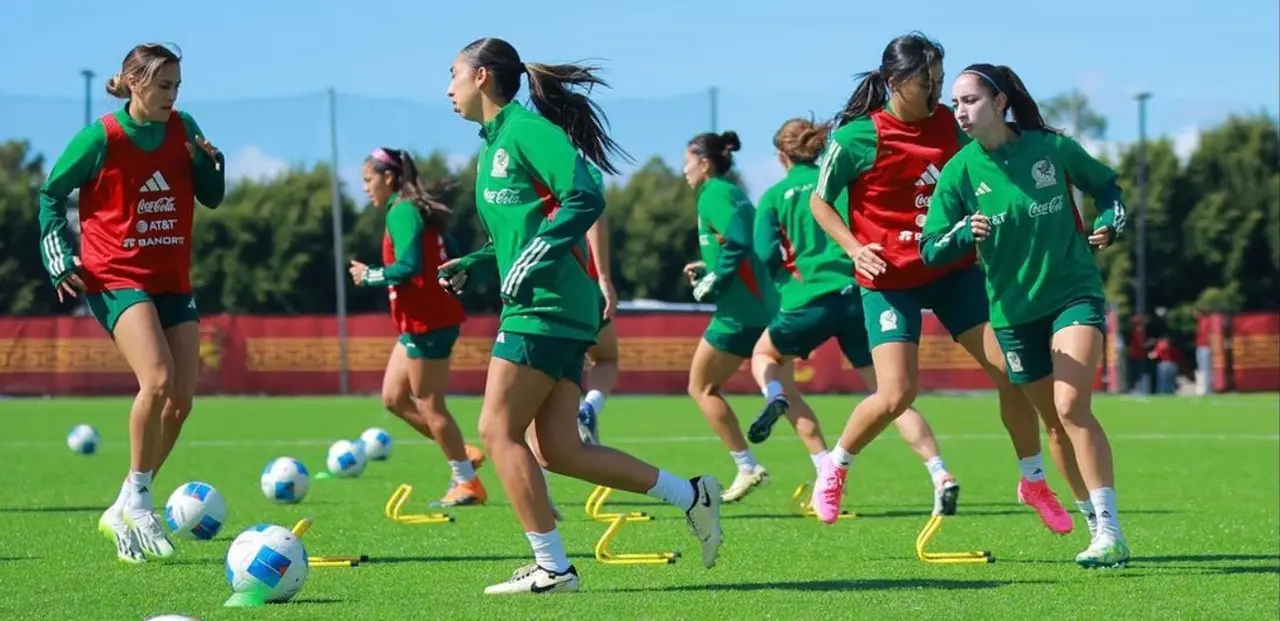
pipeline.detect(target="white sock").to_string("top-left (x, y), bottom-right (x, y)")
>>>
top-left (1018, 454), bottom-right (1046, 482)
top-left (449, 459), bottom-right (476, 484)
top-left (762, 380), bottom-right (784, 401)
top-left (809, 450), bottom-right (828, 474)
top-left (525, 529), bottom-right (571, 573)
top-left (123, 470), bottom-right (153, 513)
top-left (924, 456), bottom-right (950, 488)
top-left (1089, 487), bottom-right (1122, 540)
top-left (583, 389), bottom-right (606, 415)
top-left (730, 449), bottom-right (759, 473)
top-left (108, 478), bottom-right (132, 514)
top-left (830, 446), bottom-right (853, 469)
top-left (646, 470), bottom-right (695, 512)
top-left (1076, 499), bottom-right (1096, 518)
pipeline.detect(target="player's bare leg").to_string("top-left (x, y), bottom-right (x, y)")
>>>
top-left (151, 321), bottom-right (200, 481)
top-left (407, 349), bottom-right (486, 507)
top-left (578, 322), bottom-right (619, 445)
top-left (691, 338), bottom-right (767, 502)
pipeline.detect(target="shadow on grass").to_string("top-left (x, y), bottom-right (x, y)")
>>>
top-left (610, 577), bottom-right (1051, 594)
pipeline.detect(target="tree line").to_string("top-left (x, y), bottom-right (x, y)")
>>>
top-left (1, 95), bottom-right (1276, 354)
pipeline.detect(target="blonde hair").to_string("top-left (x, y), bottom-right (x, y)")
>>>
top-left (105, 43), bottom-right (182, 99)
top-left (773, 116), bottom-right (831, 164)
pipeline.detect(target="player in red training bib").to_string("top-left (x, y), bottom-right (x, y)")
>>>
top-left (806, 33), bottom-right (1090, 532)
top-left (38, 43), bottom-right (225, 564)
top-left (349, 148), bottom-right (489, 507)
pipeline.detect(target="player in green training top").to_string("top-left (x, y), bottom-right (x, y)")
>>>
top-left (680, 130), bottom-right (779, 504)
top-left (920, 64), bottom-right (1131, 569)
top-left (748, 117), bottom-right (962, 515)
top-left (439, 37), bottom-right (722, 595)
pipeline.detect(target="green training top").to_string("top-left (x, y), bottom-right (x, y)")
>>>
top-left (456, 101), bottom-right (604, 341)
top-left (753, 162), bottom-right (855, 311)
top-left (696, 175), bottom-right (776, 330)
top-left (37, 104), bottom-right (226, 280)
top-left (919, 129), bottom-right (1126, 329)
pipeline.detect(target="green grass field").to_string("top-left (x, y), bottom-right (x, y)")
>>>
top-left (1, 394), bottom-right (1277, 620)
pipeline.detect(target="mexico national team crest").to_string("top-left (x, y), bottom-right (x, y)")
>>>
top-left (1031, 158), bottom-right (1057, 189)
top-left (491, 148), bottom-right (510, 179)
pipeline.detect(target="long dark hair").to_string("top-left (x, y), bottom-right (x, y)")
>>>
top-left (687, 131), bottom-right (742, 176)
top-left (835, 32), bottom-right (945, 127)
top-left (961, 63), bottom-right (1057, 133)
top-left (460, 37), bottom-right (632, 175)
top-left (367, 148), bottom-right (452, 228)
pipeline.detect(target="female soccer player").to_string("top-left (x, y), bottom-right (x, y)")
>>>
top-left (807, 33), bottom-right (1090, 531)
top-left (920, 64), bottom-right (1130, 567)
top-left (440, 37), bottom-right (722, 595)
top-left (681, 130), bottom-right (780, 503)
top-left (38, 43), bottom-right (224, 563)
top-left (349, 147), bottom-right (487, 508)
top-left (750, 117), bottom-right (960, 513)
top-left (575, 164), bottom-right (620, 445)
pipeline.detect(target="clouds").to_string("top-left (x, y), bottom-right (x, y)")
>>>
top-left (224, 145), bottom-right (288, 182)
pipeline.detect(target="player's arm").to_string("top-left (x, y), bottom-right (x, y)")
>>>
top-left (177, 112), bottom-right (226, 208)
top-left (919, 160), bottom-right (978, 266)
top-left (586, 215), bottom-right (611, 281)
top-left (752, 191), bottom-right (783, 274)
top-left (693, 187), bottom-right (752, 301)
top-left (1057, 134), bottom-right (1127, 239)
top-left (38, 123), bottom-right (105, 285)
top-left (811, 122), bottom-right (875, 257)
top-left (441, 238), bottom-right (498, 286)
top-left (501, 121), bottom-right (604, 303)
top-left (362, 202), bottom-right (424, 287)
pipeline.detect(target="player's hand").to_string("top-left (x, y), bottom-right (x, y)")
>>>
top-left (437, 258), bottom-right (468, 296)
top-left (970, 214), bottom-right (992, 242)
top-left (55, 256), bottom-right (86, 303)
top-left (599, 278), bottom-right (618, 320)
top-left (683, 261), bottom-right (705, 285)
top-left (348, 260), bottom-right (368, 286)
top-left (851, 243), bottom-right (887, 280)
top-left (186, 135), bottom-right (223, 171)
top-left (692, 273), bottom-right (718, 302)
top-left (1088, 226), bottom-right (1114, 249)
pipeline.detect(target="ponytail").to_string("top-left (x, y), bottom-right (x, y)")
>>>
top-left (963, 63), bottom-right (1057, 134)
top-left (393, 151), bottom-right (453, 229)
top-left (688, 130), bottom-right (742, 175)
top-left (835, 70), bottom-right (889, 127)
top-left (524, 62), bottom-right (632, 176)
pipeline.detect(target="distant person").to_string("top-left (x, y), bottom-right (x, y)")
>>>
top-left (747, 116), bottom-right (961, 515)
top-left (349, 147), bottom-right (487, 508)
top-left (920, 62), bottom-right (1132, 568)
top-left (574, 163), bottom-right (620, 446)
top-left (1149, 336), bottom-right (1184, 394)
top-left (807, 33), bottom-right (1088, 536)
top-left (38, 42), bottom-right (225, 564)
top-left (438, 37), bottom-right (722, 595)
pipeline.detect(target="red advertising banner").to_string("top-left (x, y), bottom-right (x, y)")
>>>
top-left (1226, 312), bottom-right (1280, 392)
top-left (0, 310), bottom-right (1126, 397)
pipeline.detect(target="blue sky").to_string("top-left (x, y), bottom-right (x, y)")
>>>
top-left (2, 0), bottom-right (1276, 200)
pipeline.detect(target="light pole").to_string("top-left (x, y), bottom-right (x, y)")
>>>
top-left (80, 69), bottom-right (95, 126)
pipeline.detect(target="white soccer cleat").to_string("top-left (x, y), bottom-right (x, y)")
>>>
top-left (721, 465), bottom-right (769, 503)
top-left (685, 475), bottom-right (724, 569)
top-left (483, 564), bottom-right (580, 595)
top-left (126, 510), bottom-right (176, 559)
top-left (98, 507), bottom-right (145, 564)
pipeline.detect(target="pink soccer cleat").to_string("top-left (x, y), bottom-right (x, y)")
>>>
top-left (809, 459), bottom-right (848, 525)
top-left (1017, 478), bottom-right (1074, 535)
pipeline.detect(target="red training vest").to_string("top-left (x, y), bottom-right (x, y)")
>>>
top-left (381, 224), bottom-right (465, 334)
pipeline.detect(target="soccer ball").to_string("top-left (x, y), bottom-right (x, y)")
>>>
top-left (326, 439), bottom-right (367, 478)
top-left (358, 427), bottom-right (393, 461)
top-left (260, 457), bottom-right (310, 504)
top-left (164, 481), bottom-right (227, 540)
top-left (225, 524), bottom-right (308, 603)
top-left (66, 424), bottom-right (99, 455)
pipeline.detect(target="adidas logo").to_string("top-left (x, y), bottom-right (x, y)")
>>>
top-left (975, 182), bottom-right (993, 196)
top-left (914, 163), bottom-right (942, 186)
top-left (139, 171), bottom-right (171, 193)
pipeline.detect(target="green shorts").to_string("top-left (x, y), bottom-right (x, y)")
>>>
top-left (491, 331), bottom-right (590, 386)
top-left (703, 316), bottom-right (765, 359)
top-left (86, 289), bottom-right (199, 336)
top-left (861, 266), bottom-right (989, 350)
top-left (399, 325), bottom-right (460, 361)
top-left (994, 297), bottom-right (1106, 385)
top-left (769, 286), bottom-right (872, 368)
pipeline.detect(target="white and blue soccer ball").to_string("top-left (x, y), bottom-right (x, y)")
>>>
top-left (66, 424), bottom-right (99, 455)
top-left (164, 481), bottom-right (227, 540)
top-left (358, 427), bottom-right (393, 461)
top-left (260, 457), bottom-right (310, 504)
top-left (225, 524), bottom-right (308, 603)
top-left (326, 439), bottom-right (367, 478)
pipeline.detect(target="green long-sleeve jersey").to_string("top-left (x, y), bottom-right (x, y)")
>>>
top-left (919, 129), bottom-right (1126, 328)
top-left (753, 163), bottom-right (856, 311)
top-left (470, 101), bottom-right (604, 341)
top-left (38, 105), bottom-right (226, 282)
top-left (697, 176), bottom-right (776, 329)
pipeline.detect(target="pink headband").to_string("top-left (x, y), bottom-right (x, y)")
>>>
top-left (370, 149), bottom-right (400, 168)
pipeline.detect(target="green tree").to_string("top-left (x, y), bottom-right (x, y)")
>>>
top-left (606, 156), bottom-right (700, 302)
top-left (1042, 89), bottom-right (1108, 140)
top-left (0, 140), bottom-right (62, 315)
